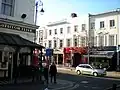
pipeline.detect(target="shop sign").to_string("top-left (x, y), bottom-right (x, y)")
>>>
top-left (0, 23), bottom-right (35, 33)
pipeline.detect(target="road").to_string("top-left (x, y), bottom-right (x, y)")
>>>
top-left (57, 71), bottom-right (120, 90)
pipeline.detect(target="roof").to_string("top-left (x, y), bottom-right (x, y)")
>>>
top-left (47, 19), bottom-right (70, 27)
top-left (0, 32), bottom-right (44, 48)
top-left (90, 10), bottom-right (120, 17)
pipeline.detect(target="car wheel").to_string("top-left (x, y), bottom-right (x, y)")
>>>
top-left (77, 70), bottom-right (81, 75)
top-left (93, 72), bottom-right (98, 76)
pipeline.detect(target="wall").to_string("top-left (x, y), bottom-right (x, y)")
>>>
top-left (0, 0), bottom-right (35, 25)
top-left (94, 13), bottom-right (120, 46)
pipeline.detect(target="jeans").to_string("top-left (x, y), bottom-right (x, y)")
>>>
top-left (50, 74), bottom-right (56, 83)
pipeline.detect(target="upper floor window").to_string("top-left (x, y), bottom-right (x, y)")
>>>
top-left (81, 37), bottom-right (86, 46)
top-left (109, 35), bottom-right (114, 46)
top-left (1, 0), bottom-right (14, 16)
top-left (67, 26), bottom-right (70, 33)
top-left (66, 39), bottom-right (71, 47)
top-left (54, 40), bottom-right (57, 48)
top-left (100, 21), bottom-right (104, 28)
top-left (59, 40), bottom-right (63, 48)
top-left (36, 31), bottom-right (38, 38)
top-left (60, 28), bottom-right (63, 34)
top-left (44, 43), bottom-right (46, 48)
top-left (110, 20), bottom-right (115, 27)
top-left (48, 40), bottom-right (52, 48)
top-left (74, 25), bottom-right (78, 32)
top-left (54, 29), bottom-right (57, 34)
top-left (90, 23), bottom-right (95, 29)
top-left (49, 30), bottom-right (52, 35)
top-left (98, 34), bottom-right (104, 46)
top-left (74, 38), bottom-right (77, 46)
top-left (82, 24), bottom-right (86, 31)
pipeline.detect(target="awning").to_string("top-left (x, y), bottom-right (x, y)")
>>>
top-left (83, 51), bottom-right (115, 59)
top-left (0, 32), bottom-right (44, 49)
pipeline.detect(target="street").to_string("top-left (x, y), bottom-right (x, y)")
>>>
top-left (1, 71), bottom-right (120, 90)
top-left (57, 72), bottom-right (120, 90)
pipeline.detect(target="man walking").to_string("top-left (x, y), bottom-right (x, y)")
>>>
top-left (49, 62), bottom-right (57, 83)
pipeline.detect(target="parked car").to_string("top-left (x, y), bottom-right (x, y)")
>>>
top-left (75, 64), bottom-right (106, 76)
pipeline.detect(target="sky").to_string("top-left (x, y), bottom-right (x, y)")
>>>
top-left (36, 0), bottom-right (120, 26)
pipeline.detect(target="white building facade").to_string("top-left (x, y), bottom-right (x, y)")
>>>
top-left (37, 16), bottom-right (89, 64)
top-left (90, 10), bottom-right (120, 47)
top-left (0, 0), bottom-right (40, 79)
top-left (0, 0), bottom-right (37, 41)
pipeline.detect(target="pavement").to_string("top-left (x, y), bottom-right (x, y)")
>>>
top-left (57, 66), bottom-right (120, 78)
top-left (0, 77), bottom-right (79, 90)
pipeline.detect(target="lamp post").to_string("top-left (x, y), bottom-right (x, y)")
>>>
top-left (34, 0), bottom-right (44, 43)
top-left (116, 8), bottom-right (120, 71)
top-left (87, 13), bottom-right (91, 64)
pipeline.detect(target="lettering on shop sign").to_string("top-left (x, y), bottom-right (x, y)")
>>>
top-left (0, 23), bottom-right (35, 33)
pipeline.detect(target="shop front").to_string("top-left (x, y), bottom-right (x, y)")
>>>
top-left (0, 32), bottom-right (44, 81)
top-left (63, 47), bottom-right (87, 67)
top-left (83, 46), bottom-right (117, 70)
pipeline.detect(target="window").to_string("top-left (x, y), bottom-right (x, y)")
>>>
top-left (85, 66), bottom-right (92, 69)
top-left (98, 34), bottom-right (104, 46)
top-left (48, 40), bottom-right (52, 48)
top-left (66, 39), bottom-right (71, 47)
top-left (81, 37), bottom-right (86, 46)
top-left (79, 65), bottom-right (85, 68)
top-left (109, 35), bottom-right (114, 46)
top-left (45, 43), bottom-right (46, 47)
top-left (67, 26), bottom-right (70, 33)
top-left (91, 23), bottom-right (95, 29)
top-left (36, 31), bottom-right (38, 38)
top-left (1, 0), bottom-right (14, 16)
top-left (110, 20), bottom-right (115, 27)
top-left (60, 28), bottom-right (63, 34)
top-left (74, 38), bottom-right (77, 46)
top-left (49, 30), bottom-right (52, 35)
top-left (74, 25), bottom-right (78, 32)
top-left (54, 40), bottom-right (57, 48)
top-left (82, 24), bottom-right (86, 31)
top-left (59, 40), bottom-right (63, 48)
top-left (100, 21), bottom-right (104, 28)
top-left (105, 35), bottom-right (107, 46)
top-left (54, 29), bottom-right (57, 34)
top-left (94, 36), bottom-right (97, 46)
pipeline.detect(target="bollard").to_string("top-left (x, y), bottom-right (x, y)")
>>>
top-left (112, 84), bottom-right (117, 90)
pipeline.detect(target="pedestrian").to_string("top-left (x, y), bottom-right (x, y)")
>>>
top-left (43, 64), bottom-right (49, 84)
top-left (49, 62), bottom-right (57, 83)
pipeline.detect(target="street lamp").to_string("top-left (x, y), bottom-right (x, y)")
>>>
top-left (35, 0), bottom-right (44, 24)
top-left (34, 0), bottom-right (44, 43)
top-left (116, 8), bottom-right (120, 71)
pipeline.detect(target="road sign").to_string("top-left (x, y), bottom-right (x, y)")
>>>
top-left (45, 48), bottom-right (53, 56)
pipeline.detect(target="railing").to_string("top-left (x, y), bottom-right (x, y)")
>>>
top-left (105, 84), bottom-right (120, 90)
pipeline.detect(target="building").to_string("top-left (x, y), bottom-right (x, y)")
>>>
top-left (88, 9), bottom-right (120, 70)
top-left (0, 0), bottom-right (43, 80)
top-left (36, 15), bottom-right (89, 66)
top-left (37, 9), bottom-right (120, 70)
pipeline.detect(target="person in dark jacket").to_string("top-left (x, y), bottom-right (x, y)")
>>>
top-left (49, 62), bottom-right (57, 83)
top-left (43, 65), bottom-right (49, 84)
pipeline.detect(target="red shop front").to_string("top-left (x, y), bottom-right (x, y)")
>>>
top-left (63, 47), bottom-right (87, 67)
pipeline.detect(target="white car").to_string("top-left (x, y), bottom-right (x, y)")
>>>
top-left (75, 64), bottom-right (106, 76)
